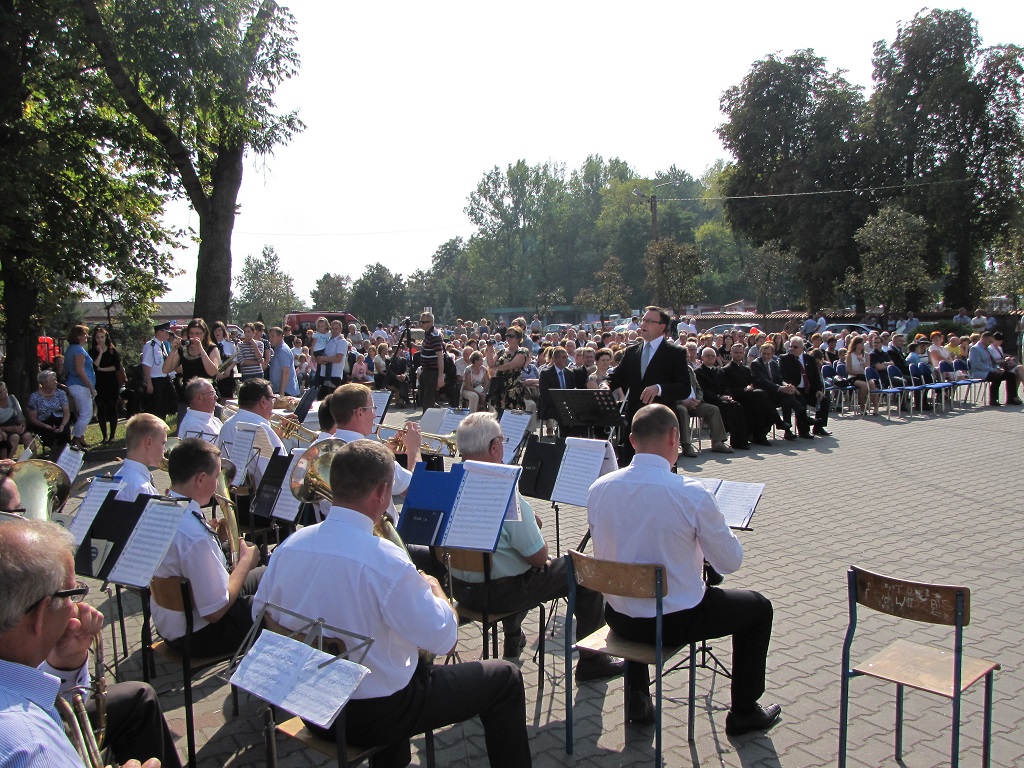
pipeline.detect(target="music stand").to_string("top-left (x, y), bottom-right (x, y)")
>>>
top-left (548, 389), bottom-right (623, 438)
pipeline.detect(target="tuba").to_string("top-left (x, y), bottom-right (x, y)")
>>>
top-left (213, 458), bottom-right (240, 567)
top-left (7, 460), bottom-right (72, 521)
top-left (289, 439), bottom-right (407, 552)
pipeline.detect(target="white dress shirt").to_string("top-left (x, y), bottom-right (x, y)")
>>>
top-left (217, 408), bottom-right (284, 488)
top-left (252, 506), bottom-right (458, 699)
top-left (114, 458), bottom-right (159, 501)
top-left (335, 428), bottom-right (411, 522)
top-left (178, 408), bottom-right (223, 442)
top-left (587, 453), bottom-right (742, 617)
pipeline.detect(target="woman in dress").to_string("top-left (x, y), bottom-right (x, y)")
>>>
top-left (488, 326), bottom-right (529, 416)
top-left (162, 318), bottom-right (221, 423)
top-left (28, 370), bottom-right (71, 455)
top-left (845, 335), bottom-right (874, 415)
top-left (89, 325), bottom-right (122, 443)
top-left (63, 324), bottom-right (95, 450)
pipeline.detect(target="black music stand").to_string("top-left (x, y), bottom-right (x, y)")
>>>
top-left (549, 389), bottom-right (623, 438)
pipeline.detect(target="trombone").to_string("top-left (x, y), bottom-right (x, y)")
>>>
top-left (371, 424), bottom-right (458, 457)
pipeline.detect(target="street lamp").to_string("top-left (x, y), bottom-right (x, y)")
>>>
top-left (632, 180), bottom-right (680, 240)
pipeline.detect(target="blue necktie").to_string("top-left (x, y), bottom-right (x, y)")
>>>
top-left (558, 369), bottom-right (565, 388)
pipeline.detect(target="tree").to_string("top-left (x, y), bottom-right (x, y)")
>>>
top-left (984, 226), bottom-right (1024, 309)
top-left (231, 245), bottom-right (304, 324)
top-left (310, 272), bottom-right (352, 310)
top-left (76, 0), bottom-right (303, 322)
top-left (348, 263), bottom-right (407, 327)
top-left (643, 239), bottom-right (706, 311)
top-left (744, 241), bottom-right (801, 314)
top-left (574, 256), bottom-right (631, 322)
top-left (847, 206), bottom-right (932, 327)
top-left (0, 0), bottom-right (177, 401)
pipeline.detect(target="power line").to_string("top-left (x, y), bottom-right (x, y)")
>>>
top-left (659, 178), bottom-right (970, 202)
top-left (233, 225), bottom-right (467, 237)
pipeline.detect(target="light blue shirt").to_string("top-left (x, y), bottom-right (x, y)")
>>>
top-left (268, 342), bottom-right (299, 396)
top-left (0, 659), bottom-right (85, 767)
top-left (63, 345), bottom-right (95, 388)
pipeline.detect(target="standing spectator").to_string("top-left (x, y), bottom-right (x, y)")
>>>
top-left (141, 321), bottom-right (172, 417)
top-left (89, 325), bottom-right (122, 444)
top-left (417, 312), bottom-right (445, 412)
top-left (63, 324), bottom-right (96, 451)
top-left (267, 326), bottom-right (300, 396)
top-left (211, 321), bottom-right (237, 402)
top-left (952, 307), bottom-right (971, 325)
top-left (970, 309), bottom-right (988, 332)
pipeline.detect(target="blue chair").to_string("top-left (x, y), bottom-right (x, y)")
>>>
top-left (887, 364), bottom-right (922, 417)
top-left (958, 358), bottom-right (991, 405)
top-left (938, 360), bottom-right (973, 407)
top-left (864, 367), bottom-right (902, 419)
top-left (912, 363), bottom-right (955, 413)
top-left (822, 363), bottom-right (854, 415)
top-left (839, 566), bottom-right (999, 768)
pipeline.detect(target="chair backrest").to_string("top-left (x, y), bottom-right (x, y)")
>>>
top-left (938, 360), bottom-right (955, 380)
top-left (850, 566), bottom-right (969, 626)
top-left (836, 362), bottom-right (848, 377)
top-left (886, 364), bottom-right (904, 382)
top-left (953, 359), bottom-right (968, 372)
top-left (442, 548), bottom-right (491, 574)
top-left (569, 550), bottom-right (666, 600)
top-left (822, 363), bottom-right (836, 380)
top-left (150, 576), bottom-right (192, 612)
top-left (864, 367), bottom-right (880, 383)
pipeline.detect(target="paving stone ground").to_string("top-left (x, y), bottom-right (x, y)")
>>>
top-left (72, 398), bottom-right (1024, 767)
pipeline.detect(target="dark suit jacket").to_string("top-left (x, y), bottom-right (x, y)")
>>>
top-left (779, 352), bottom-right (823, 397)
top-left (720, 360), bottom-right (755, 398)
top-left (885, 345), bottom-right (910, 375)
top-left (695, 365), bottom-right (730, 407)
top-left (750, 357), bottom-right (785, 394)
top-left (538, 365), bottom-right (580, 421)
top-left (608, 338), bottom-right (692, 421)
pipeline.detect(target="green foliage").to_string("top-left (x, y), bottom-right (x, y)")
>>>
top-left (348, 263), bottom-right (407, 327)
top-left (231, 245), bottom-right (305, 324)
top-left (984, 225), bottom-right (1024, 309)
top-left (310, 272), bottom-right (351, 310)
top-left (743, 241), bottom-right (802, 314)
top-left (643, 239), bottom-right (706, 311)
top-left (574, 256), bottom-right (631, 321)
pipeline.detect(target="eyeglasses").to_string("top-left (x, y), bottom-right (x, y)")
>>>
top-left (640, 317), bottom-right (666, 326)
top-left (419, 319), bottom-right (431, 324)
top-left (25, 580), bottom-right (89, 613)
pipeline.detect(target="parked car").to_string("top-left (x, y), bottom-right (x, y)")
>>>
top-left (702, 322), bottom-right (762, 336)
top-left (544, 323), bottom-right (572, 334)
top-left (822, 323), bottom-right (875, 336)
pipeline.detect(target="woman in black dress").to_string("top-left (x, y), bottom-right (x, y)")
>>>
top-left (90, 325), bottom-right (122, 443)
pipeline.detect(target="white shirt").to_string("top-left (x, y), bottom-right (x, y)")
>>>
top-left (152, 497), bottom-right (229, 641)
top-left (178, 408), bottom-right (223, 442)
top-left (252, 506), bottom-right (458, 699)
top-left (321, 334), bottom-right (350, 379)
top-left (217, 409), bottom-right (284, 489)
top-left (114, 458), bottom-right (159, 501)
top-left (336, 428), bottom-right (411, 522)
top-left (587, 453), bottom-right (742, 617)
top-left (141, 337), bottom-right (168, 379)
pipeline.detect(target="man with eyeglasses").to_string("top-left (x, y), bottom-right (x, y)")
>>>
top-left (418, 312), bottom-right (445, 412)
top-left (216, 378), bottom-right (284, 491)
top-left (0, 513), bottom-right (180, 768)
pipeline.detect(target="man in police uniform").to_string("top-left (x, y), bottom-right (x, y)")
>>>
top-left (141, 321), bottom-right (173, 416)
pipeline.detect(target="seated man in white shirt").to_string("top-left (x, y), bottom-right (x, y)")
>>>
top-left (114, 413), bottom-right (167, 501)
top-left (587, 404), bottom-right (780, 734)
top-left (151, 438), bottom-right (263, 657)
top-left (253, 440), bottom-right (531, 768)
top-left (450, 413), bottom-right (623, 680)
top-left (217, 378), bottom-right (284, 491)
top-left (177, 378), bottom-right (223, 442)
top-left (0, 514), bottom-right (177, 768)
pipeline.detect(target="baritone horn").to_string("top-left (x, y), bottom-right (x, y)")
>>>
top-left (6, 460), bottom-right (72, 521)
top-left (56, 634), bottom-right (110, 768)
top-left (214, 457), bottom-right (240, 567)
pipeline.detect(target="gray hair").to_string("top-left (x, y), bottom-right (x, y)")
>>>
top-left (0, 520), bottom-right (74, 632)
top-left (456, 412), bottom-right (502, 457)
top-left (185, 377), bottom-right (215, 404)
top-left (37, 370), bottom-right (57, 384)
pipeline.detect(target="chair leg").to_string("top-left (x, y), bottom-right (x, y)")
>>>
top-left (537, 604), bottom-right (546, 690)
top-left (183, 649), bottom-right (196, 768)
top-left (424, 729), bottom-right (436, 768)
top-left (951, 688), bottom-right (962, 768)
top-left (983, 670), bottom-right (994, 768)
top-left (687, 641), bottom-right (695, 743)
top-left (894, 683), bottom-right (904, 760)
top-left (838, 672), bottom-right (850, 768)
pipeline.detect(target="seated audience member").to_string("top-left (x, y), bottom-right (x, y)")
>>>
top-left (462, 351), bottom-right (489, 412)
top-left (538, 346), bottom-right (585, 424)
top-left (696, 348), bottom-right (749, 449)
top-left (0, 382), bottom-right (32, 460)
top-left (587, 405), bottom-right (780, 732)
top-left (373, 343), bottom-right (390, 390)
top-left (842, 336), bottom-right (873, 415)
top-left (450, 413), bottom-right (623, 679)
top-left (968, 331), bottom-right (1020, 406)
top-left (151, 438), bottom-right (263, 656)
top-left (177, 378), bottom-right (223, 441)
top-left (750, 343), bottom-right (810, 439)
top-left (779, 337), bottom-right (831, 437)
top-left (0, 513), bottom-right (179, 768)
top-left (351, 353), bottom-right (372, 384)
top-left (587, 348), bottom-right (614, 390)
top-left (253, 440), bottom-right (532, 767)
top-left (988, 332), bottom-right (1024, 395)
top-left (115, 413), bottom-right (168, 501)
top-left (27, 370), bottom-right (71, 456)
top-left (385, 347), bottom-right (412, 407)
top-left (721, 344), bottom-right (787, 446)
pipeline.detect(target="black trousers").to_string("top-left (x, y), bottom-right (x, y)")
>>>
top-left (605, 586), bottom-right (773, 713)
top-left (452, 555), bottom-right (605, 643)
top-left (735, 389), bottom-right (780, 440)
top-left (144, 377), bottom-right (170, 417)
top-left (310, 658), bottom-right (531, 768)
top-left (984, 370), bottom-right (1019, 403)
top-left (712, 399), bottom-right (749, 448)
top-left (87, 681), bottom-right (182, 768)
top-left (418, 370), bottom-right (439, 412)
top-left (166, 566), bottom-right (265, 658)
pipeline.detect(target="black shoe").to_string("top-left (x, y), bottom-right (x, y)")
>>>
top-left (626, 690), bottom-right (656, 724)
top-left (725, 702), bottom-right (782, 736)
top-left (812, 427), bottom-right (832, 437)
top-left (575, 655), bottom-right (626, 682)
top-left (990, 400), bottom-right (1002, 407)
top-left (783, 430), bottom-right (797, 441)
top-left (733, 443), bottom-right (750, 450)
top-left (799, 431), bottom-right (814, 440)
top-left (704, 562), bottom-right (724, 586)
top-left (753, 437), bottom-right (772, 447)
top-left (1009, 398), bottom-right (1023, 405)
top-left (503, 632), bottom-right (527, 659)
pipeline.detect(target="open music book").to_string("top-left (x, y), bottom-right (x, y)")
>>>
top-left (550, 437), bottom-right (618, 507)
top-left (692, 477), bottom-right (764, 530)
top-left (67, 479), bottom-right (123, 547)
top-left (107, 498), bottom-right (191, 588)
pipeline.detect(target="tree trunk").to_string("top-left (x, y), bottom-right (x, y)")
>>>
top-left (1, 264), bottom-right (41, 405)
top-left (193, 145), bottom-right (244, 323)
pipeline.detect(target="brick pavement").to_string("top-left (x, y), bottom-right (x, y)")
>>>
top-left (71, 402), bottom-right (1024, 767)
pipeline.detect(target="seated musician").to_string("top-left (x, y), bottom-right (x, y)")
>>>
top-left (216, 378), bottom-right (284, 489)
top-left (313, 393), bottom-right (336, 442)
top-left (253, 440), bottom-right (531, 768)
top-left (115, 413), bottom-right (168, 501)
top-left (587, 404), bottom-right (780, 733)
top-left (177, 378), bottom-right (223, 441)
top-left (151, 438), bottom-right (263, 657)
top-left (0, 512), bottom-right (179, 768)
top-left (450, 413), bottom-right (624, 679)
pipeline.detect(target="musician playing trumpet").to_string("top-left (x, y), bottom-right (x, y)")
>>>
top-left (216, 378), bottom-right (284, 490)
top-left (0, 511), bottom-right (179, 768)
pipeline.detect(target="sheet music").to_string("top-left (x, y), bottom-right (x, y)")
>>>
top-left (68, 479), bottom-right (124, 547)
top-left (271, 449), bottom-right (307, 521)
top-left (714, 481), bottom-right (764, 529)
top-left (551, 438), bottom-right (610, 507)
top-left (371, 391), bottom-right (391, 425)
top-left (17, 447), bottom-right (34, 462)
top-left (437, 408), bottom-right (470, 435)
top-left (443, 461), bottom-right (521, 551)
top-left (418, 408), bottom-right (445, 435)
top-left (499, 411), bottom-right (532, 464)
top-left (695, 477), bottom-right (722, 495)
top-left (230, 631), bottom-right (368, 729)
top-left (107, 499), bottom-right (189, 588)
top-left (302, 401), bottom-right (321, 430)
top-left (226, 424), bottom-right (259, 485)
top-left (56, 446), bottom-right (85, 483)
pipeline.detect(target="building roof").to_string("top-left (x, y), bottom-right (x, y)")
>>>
top-left (79, 301), bottom-right (196, 324)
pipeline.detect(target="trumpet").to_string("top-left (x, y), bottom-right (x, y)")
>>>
top-left (371, 424), bottom-right (458, 457)
top-left (56, 635), bottom-right (110, 768)
top-left (273, 394), bottom-right (301, 410)
top-left (7, 460), bottom-right (72, 521)
top-left (270, 412), bottom-right (318, 444)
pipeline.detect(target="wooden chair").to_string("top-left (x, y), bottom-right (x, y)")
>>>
top-left (565, 550), bottom-right (696, 768)
top-left (145, 577), bottom-right (239, 768)
top-left (442, 548), bottom-right (546, 687)
top-left (839, 566), bottom-right (1000, 768)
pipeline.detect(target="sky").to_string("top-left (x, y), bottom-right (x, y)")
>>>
top-left (157, 1), bottom-right (1024, 305)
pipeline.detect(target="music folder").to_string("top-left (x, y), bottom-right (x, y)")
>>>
top-left (398, 461), bottom-right (521, 551)
top-left (73, 493), bottom-right (154, 581)
top-left (291, 387), bottom-right (319, 422)
top-left (249, 449), bottom-right (294, 520)
top-left (517, 436), bottom-right (563, 502)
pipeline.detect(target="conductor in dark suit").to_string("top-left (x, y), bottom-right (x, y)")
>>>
top-left (608, 306), bottom-right (691, 464)
top-left (778, 337), bottom-right (831, 437)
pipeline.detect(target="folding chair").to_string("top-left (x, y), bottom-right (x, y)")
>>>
top-left (839, 566), bottom-right (999, 768)
top-left (822, 363), bottom-right (854, 416)
top-left (959, 359), bottom-right (991, 405)
top-left (565, 550), bottom-right (697, 767)
top-left (864, 368), bottom-right (903, 419)
top-left (913, 363), bottom-right (955, 413)
top-left (938, 361), bottom-right (973, 407)
top-left (888, 364), bottom-right (924, 418)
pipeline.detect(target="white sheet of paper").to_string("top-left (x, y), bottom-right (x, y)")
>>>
top-left (230, 631), bottom-right (368, 729)
top-left (418, 408), bottom-right (445, 435)
top-left (107, 499), bottom-right (190, 588)
top-left (56, 446), bottom-right (85, 483)
top-left (714, 481), bottom-right (764, 529)
top-left (695, 477), bottom-right (723, 495)
top-left (271, 449), bottom-right (307, 522)
top-left (437, 408), bottom-right (470, 436)
top-left (371, 391), bottom-right (391, 426)
top-left (68, 479), bottom-right (124, 547)
top-left (498, 411), bottom-right (532, 464)
top-left (442, 461), bottom-right (521, 551)
top-left (227, 424), bottom-right (259, 485)
top-left (16, 448), bottom-right (34, 463)
top-left (551, 437), bottom-right (609, 507)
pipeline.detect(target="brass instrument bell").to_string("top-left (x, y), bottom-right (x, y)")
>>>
top-left (7, 460), bottom-right (72, 521)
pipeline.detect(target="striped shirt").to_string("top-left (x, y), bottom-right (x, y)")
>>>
top-left (0, 659), bottom-right (86, 767)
